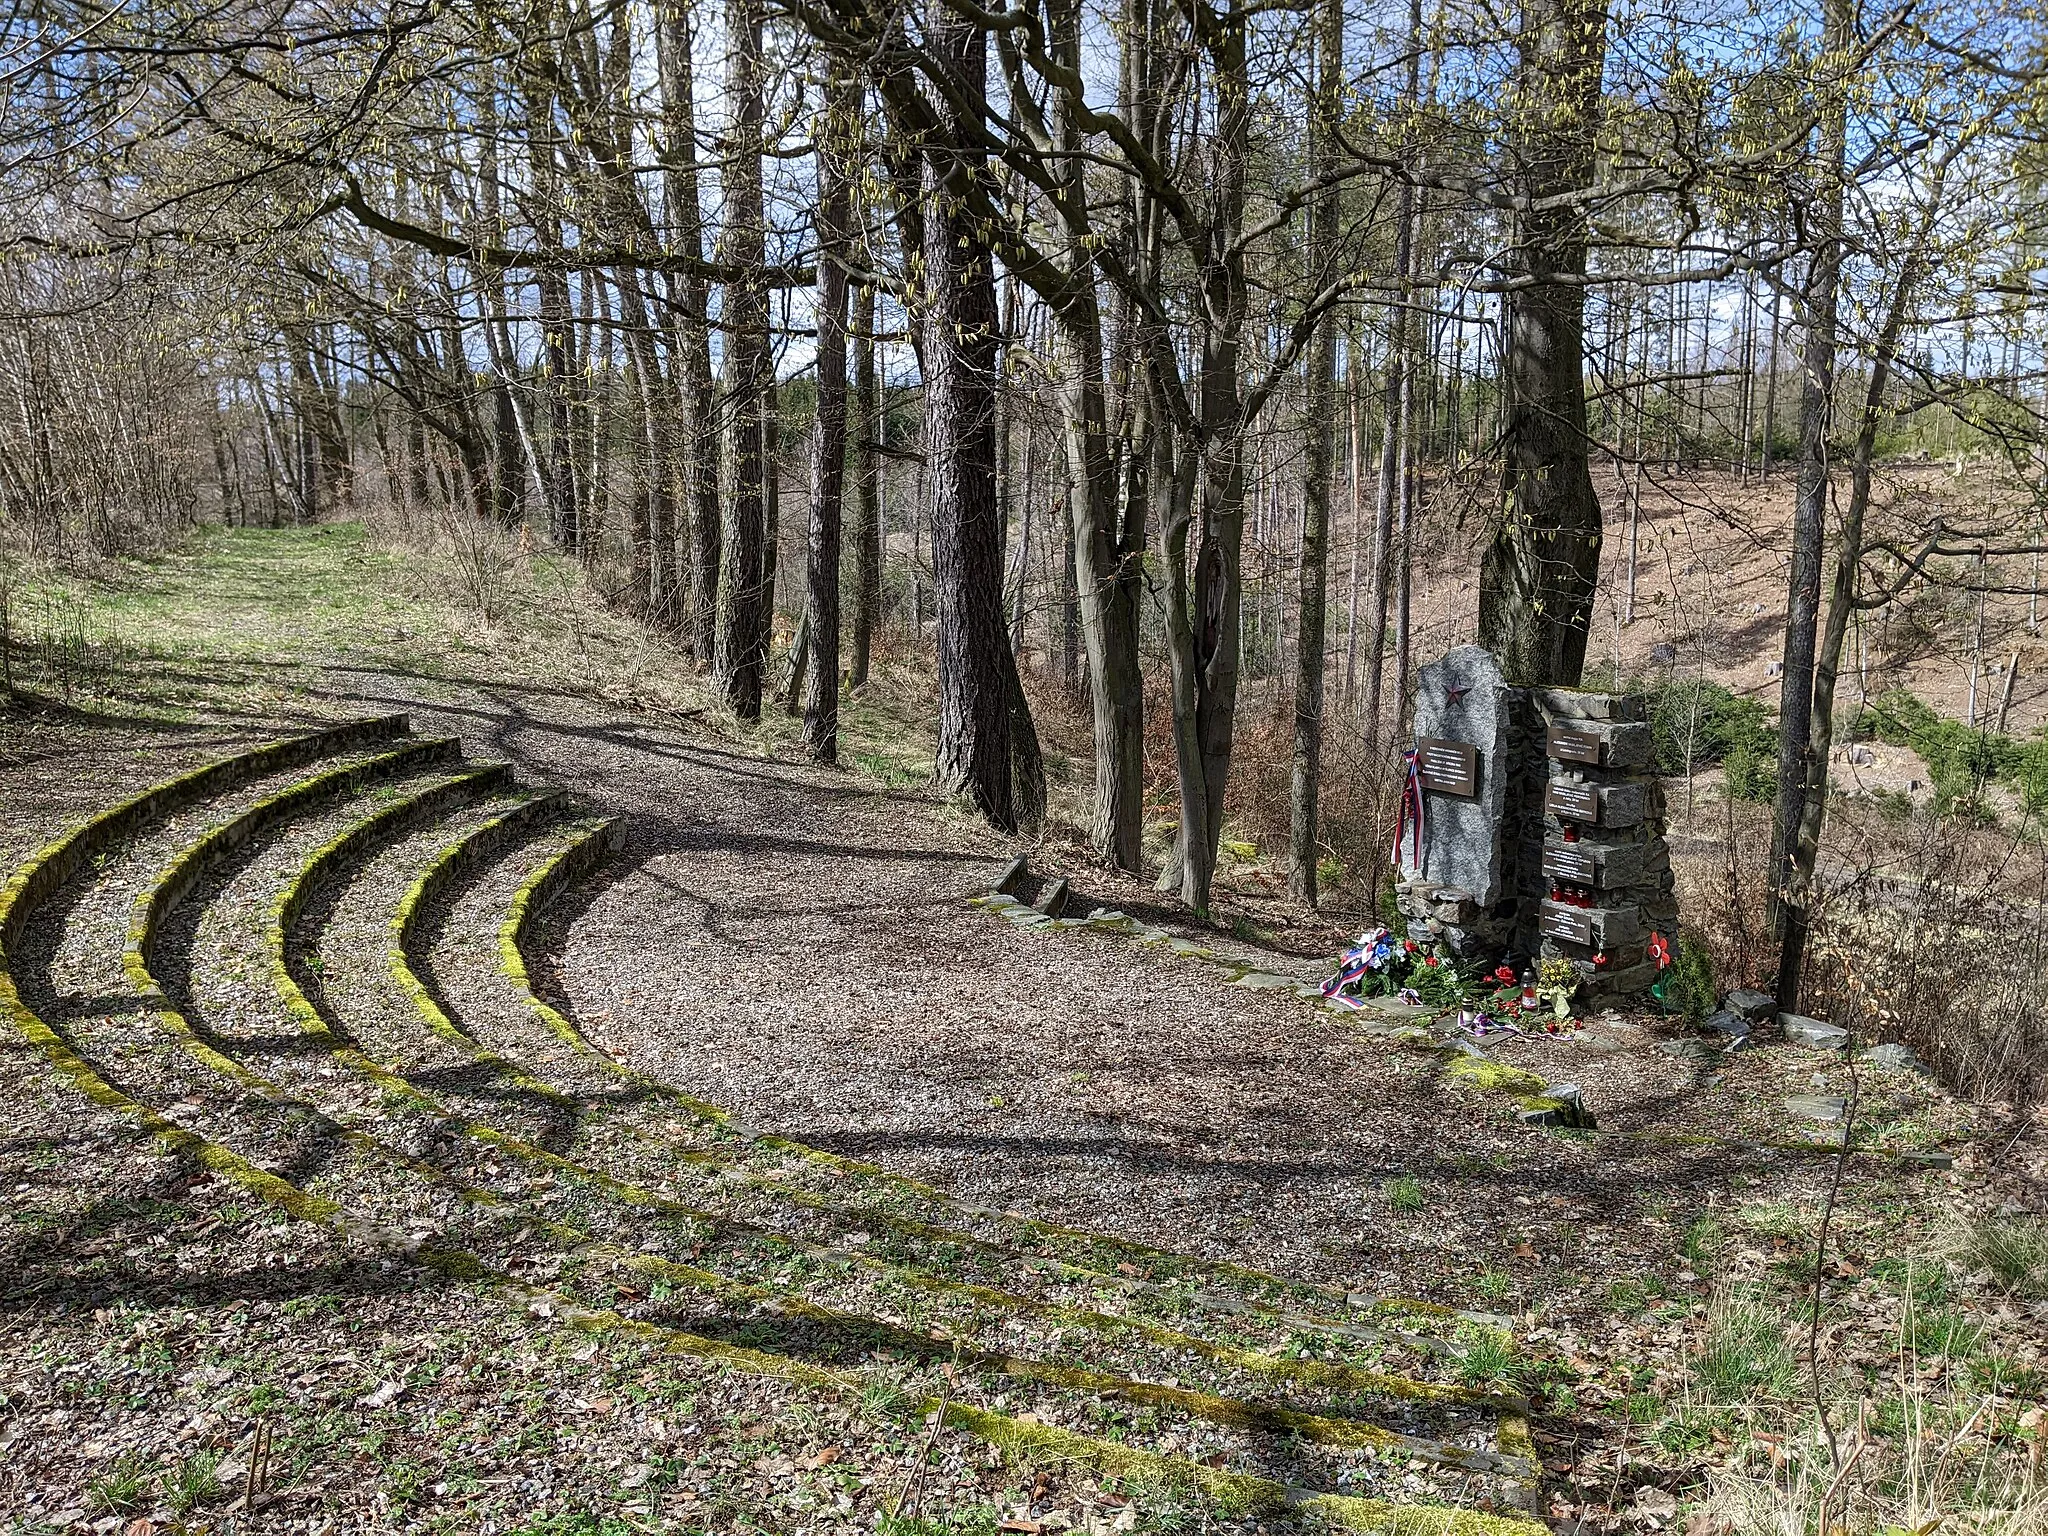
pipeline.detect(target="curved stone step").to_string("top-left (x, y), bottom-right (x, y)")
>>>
top-left (0, 757), bottom-right (1543, 1533)
top-left (261, 782), bottom-right (1533, 1491)
top-left (346, 802), bottom-right (1539, 1490)
top-left (497, 827), bottom-right (1501, 1365)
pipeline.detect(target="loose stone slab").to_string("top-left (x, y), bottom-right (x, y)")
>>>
top-left (1703, 1009), bottom-right (1752, 1042)
top-left (1724, 988), bottom-right (1776, 1022)
top-left (1781, 1014), bottom-right (1850, 1050)
top-left (1786, 1094), bottom-right (1848, 1123)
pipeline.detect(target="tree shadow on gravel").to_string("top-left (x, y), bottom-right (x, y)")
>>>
top-left (309, 663), bottom-right (946, 813)
top-left (0, 1255), bottom-right (445, 1315)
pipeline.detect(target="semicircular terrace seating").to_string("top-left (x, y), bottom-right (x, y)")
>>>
top-left (2, 717), bottom-right (1548, 1535)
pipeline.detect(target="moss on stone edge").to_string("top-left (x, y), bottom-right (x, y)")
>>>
top-left (498, 834), bottom-right (1516, 1416)
top-left (3, 768), bottom-right (1546, 1536)
top-left (386, 792), bottom-right (572, 1100)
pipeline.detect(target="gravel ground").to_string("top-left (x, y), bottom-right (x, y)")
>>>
top-left (332, 681), bottom-right (1924, 1312)
top-left (4, 647), bottom-right (2034, 1532)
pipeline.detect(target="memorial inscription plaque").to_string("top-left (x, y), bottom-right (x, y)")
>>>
top-left (1546, 780), bottom-right (1599, 823)
top-left (1548, 725), bottom-right (1604, 765)
top-left (1539, 902), bottom-right (1595, 945)
top-left (1416, 737), bottom-right (1478, 798)
top-left (1542, 843), bottom-right (1598, 886)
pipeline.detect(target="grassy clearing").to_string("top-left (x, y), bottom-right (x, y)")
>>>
top-left (0, 520), bottom-right (945, 798)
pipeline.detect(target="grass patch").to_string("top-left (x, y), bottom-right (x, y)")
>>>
top-left (1452, 1325), bottom-right (1515, 1384)
top-left (164, 1449), bottom-right (221, 1513)
top-left (87, 1452), bottom-right (150, 1514)
top-left (1961, 1216), bottom-right (2048, 1299)
top-left (1735, 1200), bottom-right (1806, 1240)
top-left (1904, 1304), bottom-right (1984, 1360)
top-left (1385, 1174), bottom-right (1425, 1212)
top-left (1693, 1288), bottom-right (1795, 1401)
top-left (1681, 1213), bottom-right (1722, 1269)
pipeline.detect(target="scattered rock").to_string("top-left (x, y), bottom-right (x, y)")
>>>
top-left (1648, 642), bottom-right (1678, 664)
top-left (358, 1379), bottom-right (405, 1409)
top-left (1780, 1014), bottom-right (1849, 1050)
top-left (1702, 1009), bottom-right (1751, 1041)
top-left (1846, 744), bottom-right (1877, 767)
top-left (1229, 971), bottom-right (1298, 991)
top-left (1519, 1082), bottom-right (1596, 1129)
top-left (1034, 878), bottom-right (1071, 918)
top-left (1658, 1037), bottom-right (1719, 1065)
top-left (1862, 1041), bottom-right (1933, 1076)
top-left (1723, 988), bottom-right (1776, 1022)
top-left (1786, 1094), bottom-right (1848, 1123)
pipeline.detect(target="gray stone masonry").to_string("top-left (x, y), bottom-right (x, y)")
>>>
top-left (1393, 648), bottom-right (1677, 1004)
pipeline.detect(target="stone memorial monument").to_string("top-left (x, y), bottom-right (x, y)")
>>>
top-left (1393, 647), bottom-right (1676, 1005)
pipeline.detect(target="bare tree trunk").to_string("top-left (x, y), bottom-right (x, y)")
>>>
top-left (1164, 17), bottom-right (1251, 912)
top-left (804, 69), bottom-right (855, 762)
top-left (848, 284), bottom-right (881, 686)
top-left (717, 0), bottom-right (769, 719)
top-left (1476, 0), bottom-right (1608, 685)
top-left (1290, 0), bottom-right (1342, 906)
top-left (1770, 0), bottom-right (1851, 1011)
top-left (1042, 0), bottom-right (1143, 868)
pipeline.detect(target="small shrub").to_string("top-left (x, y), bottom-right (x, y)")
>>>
top-left (1453, 1326), bottom-right (1516, 1384)
top-left (1656, 928), bottom-right (1718, 1020)
top-left (1651, 1403), bottom-right (1732, 1455)
top-left (1647, 677), bottom-right (1778, 782)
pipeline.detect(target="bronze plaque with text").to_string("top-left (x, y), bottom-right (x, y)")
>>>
top-left (1548, 725), bottom-right (1604, 765)
top-left (1415, 737), bottom-right (1479, 798)
top-left (1539, 901), bottom-right (1595, 946)
top-left (1546, 780), bottom-right (1599, 823)
top-left (1543, 843), bottom-right (1599, 886)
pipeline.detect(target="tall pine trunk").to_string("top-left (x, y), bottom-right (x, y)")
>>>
top-left (804, 71), bottom-right (855, 761)
top-left (716, 0), bottom-right (769, 718)
top-left (916, 2), bottom-right (1039, 828)
top-left (1476, 0), bottom-right (1608, 684)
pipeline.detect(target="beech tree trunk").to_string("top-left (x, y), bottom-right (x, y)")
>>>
top-left (848, 284), bottom-right (881, 687)
top-left (1290, 0), bottom-right (1342, 906)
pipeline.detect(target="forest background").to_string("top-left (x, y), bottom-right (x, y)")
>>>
top-left (5, 0), bottom-right (2048, 1107)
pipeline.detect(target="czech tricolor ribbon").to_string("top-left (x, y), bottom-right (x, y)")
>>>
top-left (1393, 746), bottom-right (1426, 870)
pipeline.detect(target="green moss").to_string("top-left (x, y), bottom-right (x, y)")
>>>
top-left (1445, 1056), bottom-right (1550, 1096)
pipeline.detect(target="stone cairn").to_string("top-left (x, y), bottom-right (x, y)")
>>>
top-left (1393, 645), bottom-right (1677, 1006)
